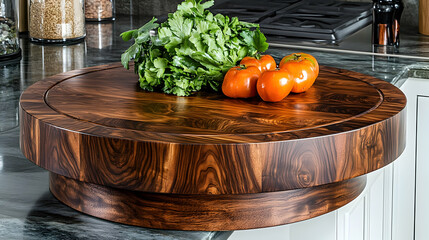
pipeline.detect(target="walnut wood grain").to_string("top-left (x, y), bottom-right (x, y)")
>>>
top-left (50, 172), bottom-right (366, 231)
top-left (20, 62), bottom-right (406, 230)
top-left (20, 63), bottom-right (406, 194)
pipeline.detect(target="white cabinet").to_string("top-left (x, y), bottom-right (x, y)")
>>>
top-left (390, 78), bottom-right (417, 240)
top-left (336, 168), bottom-right (391, 240)
top-left (231, 76), bottom-right (429, 240)
top-left (395, 78), bottom-right (429, 240)
top-left (415, 95), bottom-right (429, 240)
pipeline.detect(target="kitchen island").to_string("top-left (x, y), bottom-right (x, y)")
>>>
top-left (1, 14), bottom-right (429, 239)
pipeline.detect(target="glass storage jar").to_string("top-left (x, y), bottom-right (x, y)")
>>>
top-left (85, 0), bottom-right (115, 21)
top-left (86, 22), bottom-right (113, 49)
top-left (29, 0), bottom-right (86, 44)
top-left (0, 0), bottom-right (21, 61)
top-left (29, 42), bottom-right (86, 77)
top-left (0, 63), bottom-right (20, 131)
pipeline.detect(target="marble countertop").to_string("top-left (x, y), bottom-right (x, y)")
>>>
top-left (1, 14), bottom-right (429, 240)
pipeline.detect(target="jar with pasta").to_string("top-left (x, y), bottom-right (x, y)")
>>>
top-left (85, 0), bottom-right (115, 21)
top-left (29, 0), bottom-right (86, 43)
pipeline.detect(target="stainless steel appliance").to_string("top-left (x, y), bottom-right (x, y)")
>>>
top-left (210, 0), bottom-right (373, 43)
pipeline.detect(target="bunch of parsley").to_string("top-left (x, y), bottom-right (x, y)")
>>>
top-left (121, 0), bottom-right (269, 96)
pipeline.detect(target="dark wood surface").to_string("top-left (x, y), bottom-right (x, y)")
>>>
top-left (20, 62), bottom-right (406, 230)
top-left (50, 172), bottom-right (366, 231)
top-left (20, 63), bottom-right (406, 194)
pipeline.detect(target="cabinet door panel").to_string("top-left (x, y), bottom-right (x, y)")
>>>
top-left (415, 95), bottom-right (429, 240)
top-left (391, 79), bottom-right (420, 240)
top-left (347, 199), bottom-right (365, 240)
top-left (382, 165), bottom-right (393, 240)
top-left (368, 171), bottom-right (384, 240)
top-left (337, 194), bottom-right (366, 240)
top-left (289, 212), bottom-right (336, 240)
top-left (336, 169), bottom-right (387, 240)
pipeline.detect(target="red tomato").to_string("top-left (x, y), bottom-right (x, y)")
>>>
top-left (240, 55), bottom-right (276, 73)
top-left (222, 66), bottom-right (261, 98)
top-left (256, 69), bottom-right (294, 102)
top-left (279, 53), bottom-right (319, 93)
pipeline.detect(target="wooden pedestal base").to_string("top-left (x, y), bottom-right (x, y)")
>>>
top-left (50, 173), bottom-right (366, 231)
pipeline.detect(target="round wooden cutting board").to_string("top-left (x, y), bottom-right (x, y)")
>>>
top-left (20, 63), bottom-right (406, 231)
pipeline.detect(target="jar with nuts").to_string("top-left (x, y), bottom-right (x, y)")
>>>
top-left (29, 0), bottom-right (86, 43)
top-left (85, 0), bottom-right (115, 21)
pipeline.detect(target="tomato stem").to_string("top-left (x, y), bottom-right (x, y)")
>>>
top-left (239, 64), bottom-right (247, 70)
top-left (293, 53), bottom-right (301, 61)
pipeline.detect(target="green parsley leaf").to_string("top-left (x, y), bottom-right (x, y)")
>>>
top-left (254, 28), bottom-right (269, 53)
top-left (120, 30), bottom-right (136, 42)
top-left (121, 43), bottom-right (140, 69)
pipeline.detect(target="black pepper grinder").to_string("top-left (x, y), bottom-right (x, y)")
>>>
top-left (372, 0), bottom-right (403, 47)
top-left (392, 0), bottom-right (404, 46)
